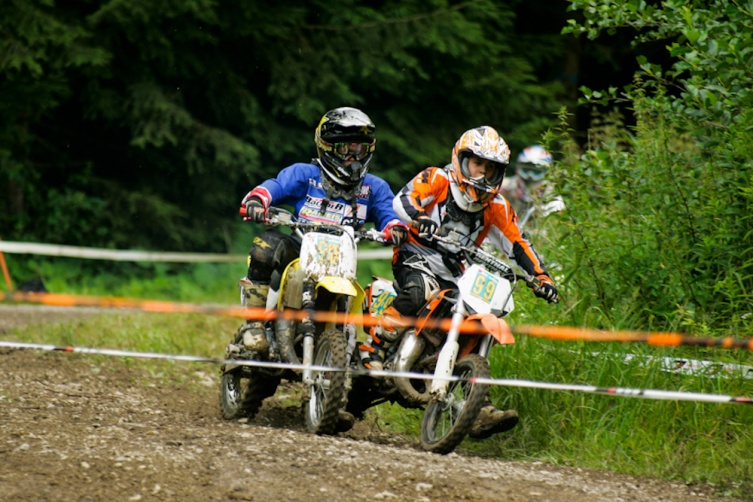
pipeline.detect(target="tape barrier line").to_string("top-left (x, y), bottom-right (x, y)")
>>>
top-left (0, 241), bottom-right (392, 262)
top-left (469, 376), bottom-right (753, 405)
top-left (590, 351), bottom-right (753, 379)
top-left (513, 325), bottom-right (753, 350)
top-left (3, 290), bottom-right (753, 351)
top-left (1, 340), bottom-right (751, 406)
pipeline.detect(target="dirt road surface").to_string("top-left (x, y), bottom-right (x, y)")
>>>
top-left (0, 305), bottom-right (735, 501)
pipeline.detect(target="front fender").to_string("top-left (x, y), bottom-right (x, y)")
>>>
top-left (317, 276), bottom-right (359, 298)
top-left (465, 313), bottom-right (515, 345)
top-left (317, 278), bottom-right (366, 334)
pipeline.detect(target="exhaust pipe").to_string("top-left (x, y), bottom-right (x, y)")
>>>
top-left (393, 332), bottom-right (431, 404)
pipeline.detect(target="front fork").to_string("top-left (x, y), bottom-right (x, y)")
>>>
top-left (300, 280), bottom-right (316, 385)
top-left (300, 281), bottom-right (356, 386)
top-left (429, 301), bottom-right (467, 400)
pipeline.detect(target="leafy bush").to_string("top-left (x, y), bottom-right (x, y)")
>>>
top-left (554, 0), bottom-right (753, 335)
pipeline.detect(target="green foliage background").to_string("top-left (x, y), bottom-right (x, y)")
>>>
top-left (1, 0), bottom-right (566, 252)
top-left (556, 0), bottom-right (753, 335)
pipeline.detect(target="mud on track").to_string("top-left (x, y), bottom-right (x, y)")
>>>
top-left (0, 305), bottom-right (736, 501)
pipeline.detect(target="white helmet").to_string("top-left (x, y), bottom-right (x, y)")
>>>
top-left (516, 145), bottom-right (553, 181)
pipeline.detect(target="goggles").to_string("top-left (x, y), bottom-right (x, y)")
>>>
top-left (332, 141), bottom-right (375, 161)
top-left (517, 164), bottom-right (547, 181)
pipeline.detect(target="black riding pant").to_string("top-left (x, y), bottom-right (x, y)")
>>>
top-left (391, 249), bottom-right (457, 317)
top-left (246, 229), bottom-right (301, 289)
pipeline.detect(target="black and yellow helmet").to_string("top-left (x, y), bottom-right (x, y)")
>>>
top-left (314, 107), bottom-right (376, 188)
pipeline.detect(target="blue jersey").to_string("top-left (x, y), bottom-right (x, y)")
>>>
top-left (242, 162), bottom-right (403, 232)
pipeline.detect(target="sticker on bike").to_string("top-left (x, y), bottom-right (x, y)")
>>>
top-left (458, 264), bottom-right (513, 316)
top-left (470, 269), bottom-right (499, 303)
top-left (370, 289), bottom-right (396, 317)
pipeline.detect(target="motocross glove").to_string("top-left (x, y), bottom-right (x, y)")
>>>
top-left (244, 198), bottom-right (267, 223)
top-left (416, 216), bottom-right (439, 239)
top-left (389, 226), bottom-right (409, 247)
top-left (533, 274), bottom-right (559, 303)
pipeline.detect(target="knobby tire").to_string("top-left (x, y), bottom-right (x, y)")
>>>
top-left (419, 354), bottom-right (490, 455)
top-left (305, 328), bottom-right (348, 435)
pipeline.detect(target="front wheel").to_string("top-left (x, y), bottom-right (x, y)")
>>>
top-left (419, 354), bottom-right (490, 454)
top-left (304, 328), bottom-right (348, 435)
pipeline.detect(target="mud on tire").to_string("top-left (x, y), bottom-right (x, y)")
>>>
top-left (304, 328), bottom-right (348, 435)
top-left (219, 368), bottom-right (280, 420)
top-left (419, 354), bottom-right (490, 455)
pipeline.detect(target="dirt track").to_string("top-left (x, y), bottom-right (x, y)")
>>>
top-left (0, 306), bottom-right (737, 501)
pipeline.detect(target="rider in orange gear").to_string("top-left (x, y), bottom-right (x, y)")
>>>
top-left (359, 125), bottom-right (558, 439)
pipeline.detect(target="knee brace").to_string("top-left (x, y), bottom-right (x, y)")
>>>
top-left (247, 230), bottom-right (298, 281)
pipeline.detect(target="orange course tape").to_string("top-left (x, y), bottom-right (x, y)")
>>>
top-left (3, 290), bottom-right (753, 351)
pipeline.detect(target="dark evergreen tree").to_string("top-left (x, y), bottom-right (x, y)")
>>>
top-left (1, 0), bottom-right (575, 251)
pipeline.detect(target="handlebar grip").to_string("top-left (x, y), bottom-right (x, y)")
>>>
top-left (239, 206), bottom-right (247, 217)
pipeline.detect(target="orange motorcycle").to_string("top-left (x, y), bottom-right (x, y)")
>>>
top-left (346, 230), bottom-right (545, 454)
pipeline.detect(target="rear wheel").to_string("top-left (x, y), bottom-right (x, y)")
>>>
top-left (304, 328), bottom-right (347, 435)
top-left (219, 367), bottom-right (280, 420)
top-left (419, 354), bottom-right (489, 454)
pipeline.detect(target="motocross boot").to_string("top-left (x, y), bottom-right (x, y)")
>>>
top-left (469, 399), bottom-right (519, 440)
top-left (240, 281), bottom-right (270, 355)
top-left (358, 305), bottom-right (410, 371)
top-left (335, 409), bottom-right (356, 433)
top-left (358, 328), bottom-right (389, 371)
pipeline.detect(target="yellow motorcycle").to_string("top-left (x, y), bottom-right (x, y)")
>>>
top-left (220, 207), bottom-right (385, 434)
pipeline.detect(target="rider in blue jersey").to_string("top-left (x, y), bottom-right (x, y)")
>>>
top-left (238, 107), bottom-right (408, 355)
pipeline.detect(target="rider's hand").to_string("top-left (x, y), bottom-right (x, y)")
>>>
top-left (533, 274), bottom-right (559, 303)
top-left (388, 226), bottom-right (409, 247)
top-left (416, 216), bottom-right (439, 238)
top-left (244, 198), bottom-right (267, 223)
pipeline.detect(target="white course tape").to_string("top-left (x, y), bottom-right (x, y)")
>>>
top-left (622, 353), bottom-right (753, 379)
top-left (0, 241), bottom-right (392, 262)
top-left (1, 340), bottom-right (751, 405)
top-left (577, 350), bottom-right (753, 379)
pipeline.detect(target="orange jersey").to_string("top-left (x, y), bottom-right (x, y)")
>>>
top-left (393, 165), bottom-right (550, 281)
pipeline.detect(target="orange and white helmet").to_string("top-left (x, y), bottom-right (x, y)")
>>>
top-left (449, 126), bottom-right (510, 208)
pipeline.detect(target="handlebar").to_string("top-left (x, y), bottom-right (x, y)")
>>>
top-left (414, 226), bottom-right (541, 289)
top-left (429, 230), bottom-right (558, 301)
top-left (242, 205), bottom-right (389, 244)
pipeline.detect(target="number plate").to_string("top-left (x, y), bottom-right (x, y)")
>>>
top-left (458, 264), bottom-right (514, 316)
top-left (299, 231), bottom-right (357, 280)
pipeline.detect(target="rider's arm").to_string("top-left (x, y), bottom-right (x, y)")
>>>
top-left (364, 174), bottom-right (408, 234)
top-left (393, 166), bottom-right (448, 223)
top-left (484, 197), bottom-right (550, 278)
top-left (241, 163), bottom-right (317, 211)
